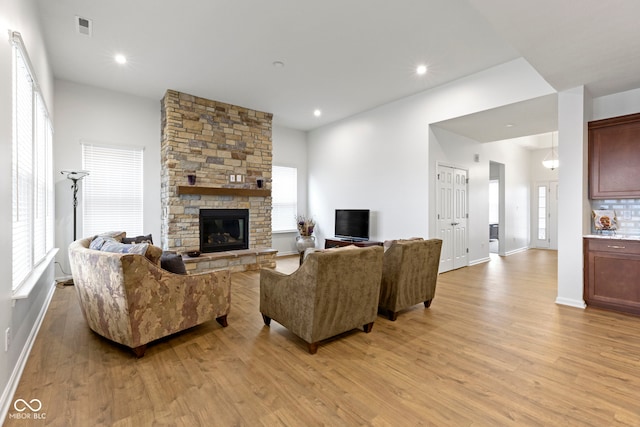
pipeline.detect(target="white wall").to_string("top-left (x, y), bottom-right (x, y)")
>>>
top-left (307, 58), bottom-right (555, 253)
top-left (53, 80), bottom-right (161, 276)
top-left (272, 125), bottom-right (308, 255)
top-left (592, 87), bottom-right (640, 120)
top-left (1, 0), bottom-right (56, 422)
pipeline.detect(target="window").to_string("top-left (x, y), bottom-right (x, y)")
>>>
top-left (272, 166), bottom-right (297, 232)
top-left (11, 32), bottom-right (55, 291)
top-left (82, 143), bottom-right (144, 237)
top-left (537, 184), bottom-right (548, 240)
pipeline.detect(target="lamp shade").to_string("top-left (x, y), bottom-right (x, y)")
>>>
top-left (542, 150), bottom-right (559, 170)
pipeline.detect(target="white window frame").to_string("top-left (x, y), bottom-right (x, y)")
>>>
top-left (272, 165), bottom-right (298, 233)
top-left (81, 142), bottom-right (145, 237)
top-left (11, 31), bottom-right (56, 294)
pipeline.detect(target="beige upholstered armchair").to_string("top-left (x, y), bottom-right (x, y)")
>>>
top-left (69, 237), bottom-right (231, 356)
top-left (379, 238), bottom-right (442, 321)
top-left (260, 245), bottom-right (384, 354)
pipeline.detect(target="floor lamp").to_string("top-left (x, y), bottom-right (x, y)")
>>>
top-left (60, 170), bottom-right (89, 285)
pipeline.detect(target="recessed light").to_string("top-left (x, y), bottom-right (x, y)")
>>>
top-left (313, 109), bottom-right (322, 117)
top-left (115, 54), bottom-right (127, 64)
top-left (505, 123), bottom-right (514, 128)
top-left (416, 64), bottom-right (427, 75)
top-left (272, 60), bottom-right (285, 68)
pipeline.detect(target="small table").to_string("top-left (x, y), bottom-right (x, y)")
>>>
top-left (324, 238), bottom-right (384, 249)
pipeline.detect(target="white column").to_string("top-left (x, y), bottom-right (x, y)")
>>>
top-left (556, 86), bottom-right (590, 308)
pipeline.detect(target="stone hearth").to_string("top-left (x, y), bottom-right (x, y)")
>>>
top-left (160, 90), bottom-right (276, 269)
top-left (183, 248), bottom-right (278, 274)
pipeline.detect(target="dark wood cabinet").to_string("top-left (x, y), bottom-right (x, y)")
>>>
top-left (584, 237), bottom-right (640, 316)
top-left (324, 238), bottom-right (383, 249)
top-left (589, 112), bottom-right (640, 199)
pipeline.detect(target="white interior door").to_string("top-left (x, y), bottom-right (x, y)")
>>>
top-left (437, 165), bottom-right (468, 272)
top-left (453, 169), bottom-right (468, 269)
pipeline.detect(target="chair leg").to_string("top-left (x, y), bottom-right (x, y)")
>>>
top-left (388, 311), bottom-right (398, 321)
top-left (131, 345), bottom-right (147, 358)
top-left (216, 315), bottom-right (228, 327)
top-left (424, 299), bottom-right (433, 308)
top-left (308, 342), bottom-right (319, 354)
top-left (262, 314), bottom-right (271, 326)
top-left (363, 322), bottom-right (374, 333)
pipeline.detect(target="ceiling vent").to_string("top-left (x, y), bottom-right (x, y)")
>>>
top-left (75, 16), bottom-right (92, 36)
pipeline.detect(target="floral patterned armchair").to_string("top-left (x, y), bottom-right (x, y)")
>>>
top-left (68, 237), bottom-right (231, 356)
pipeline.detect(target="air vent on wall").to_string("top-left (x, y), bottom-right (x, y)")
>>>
top-left (75, 16), bottom-right (92, 36)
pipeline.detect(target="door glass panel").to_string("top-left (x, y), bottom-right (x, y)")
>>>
top-left (537, 185), bottom-right (547, 240)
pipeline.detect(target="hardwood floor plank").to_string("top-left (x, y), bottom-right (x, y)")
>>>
top-left (5, 250), bottom-right (640, 426)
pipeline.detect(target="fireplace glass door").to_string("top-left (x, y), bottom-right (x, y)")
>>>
top-left (199, 209), bottom-right (249, 253)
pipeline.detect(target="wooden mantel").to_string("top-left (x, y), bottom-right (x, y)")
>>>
top-left (177, 186), bottom-right (271, 197)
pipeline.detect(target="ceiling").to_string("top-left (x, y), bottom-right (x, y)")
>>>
top-left (34, 0), bottom-right (640, 136)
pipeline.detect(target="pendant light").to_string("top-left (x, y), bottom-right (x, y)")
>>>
top-left (542, 132), bottom-right (559, 170)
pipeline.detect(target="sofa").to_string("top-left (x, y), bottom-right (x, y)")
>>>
top-left (260, 245), bottom-right (384, 354)
top-left (379, 238), bottom-right (443, 320)
top-left (68, 236), bottom-right (231, 356)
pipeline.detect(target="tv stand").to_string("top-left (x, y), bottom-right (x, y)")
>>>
top-left (325, 238), bottom-right (383, 249)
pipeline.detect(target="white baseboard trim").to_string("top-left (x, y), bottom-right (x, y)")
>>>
top-left (504, 246), bottom-right (529, 256)
top-left (277, 251), bottom-right (298, 257)
top-left (0, 280), bottom-right (56, 425)
top-left (469, 257), bottom-right (490, 266)
top-left (555, 297), bottom-right (586, 309)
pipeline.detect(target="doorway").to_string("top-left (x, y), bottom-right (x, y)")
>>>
top-left (489, 161), bottom-right (505, 256)
top-left (437, 164), bottom-right (469, 272)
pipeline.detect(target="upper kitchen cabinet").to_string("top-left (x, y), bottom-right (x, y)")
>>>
top-left (589, 112), bottom-right (640, 199)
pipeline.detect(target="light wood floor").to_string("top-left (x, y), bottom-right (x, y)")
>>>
top-left (6, 250), bottom-right (640, 426)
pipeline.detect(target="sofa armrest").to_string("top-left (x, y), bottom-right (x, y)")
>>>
top-left (121, 255), bottom-right (231, 346)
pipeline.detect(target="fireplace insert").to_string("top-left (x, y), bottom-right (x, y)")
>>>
top-left (199, 209), bottom-right (249, 253)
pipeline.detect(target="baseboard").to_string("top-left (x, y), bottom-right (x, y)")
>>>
top-left (0, 280), bottom-right (56, 425)
top-left (555, 297), bottom-right (586, 309)
top-left (504, 246), bottom-right (529, 256)
top-left (276, 251), bottom-right (298, 257)
top-left (469, 257), bottom-right (490, 266)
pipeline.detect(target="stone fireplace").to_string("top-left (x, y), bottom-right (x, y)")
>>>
top-left (160, 90), bottom-right (276, 270)
top-left (200, 208), bottom-right (249, 253)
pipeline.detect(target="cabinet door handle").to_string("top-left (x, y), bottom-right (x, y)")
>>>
top-left (607, 245), bottom-right (626, 249)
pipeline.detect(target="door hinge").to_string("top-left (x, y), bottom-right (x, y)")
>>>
top-left (437, 214), bottom-right (440, 219)
top-left (466, 213), bottom-right (469, 218)
top-left (437, 173), bottom-right (440, 180)
top-left (466, 248), bottom-right (469, 253)
top-left (466, 178), bottom-right (469, 184)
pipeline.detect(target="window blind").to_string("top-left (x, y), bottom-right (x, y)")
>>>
top-left (11, 32), bottom-right (55, 291)
top-left (82, 143), bottom-right (144, 237)
top-left (12, 47), bottom-right (34, 288)
top-left (272, 166), bottom-right (297, 232)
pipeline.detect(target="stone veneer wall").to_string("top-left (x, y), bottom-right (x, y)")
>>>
top-left (160, 90), bottom-right (273, 253)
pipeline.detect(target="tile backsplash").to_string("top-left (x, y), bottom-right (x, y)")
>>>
top-left (591, 199), bottom-right (640, 235)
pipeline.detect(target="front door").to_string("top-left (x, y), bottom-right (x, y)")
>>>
top-left (437, 165), bottom-right (468, 272)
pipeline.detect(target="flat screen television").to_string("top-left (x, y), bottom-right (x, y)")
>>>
top-left (335, 209), bottom-right (370, 241)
